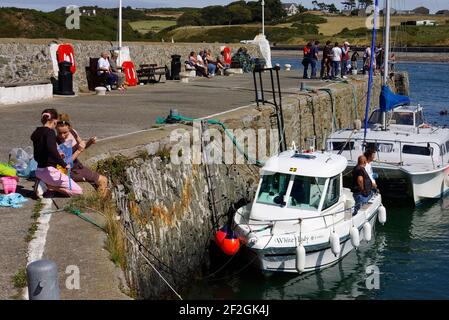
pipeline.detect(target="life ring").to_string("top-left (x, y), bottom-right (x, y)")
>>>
top-left (121, 61), bottom-right (137, 86)
top-left (57, 44), bottom-right (76, 74)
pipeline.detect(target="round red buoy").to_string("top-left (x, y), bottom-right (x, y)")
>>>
top-left (221, 231), bottom-right (240, 256)
top-left (214, 225), bottom-right (228, 246)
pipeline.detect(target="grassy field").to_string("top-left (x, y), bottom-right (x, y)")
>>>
top-left (129, 20), bottom-right (177, 33)
top-left (316, 15), bottom-right (449, 36)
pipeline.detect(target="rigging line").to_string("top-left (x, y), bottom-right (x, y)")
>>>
top-left (121, 228), bottom-right (183, 300)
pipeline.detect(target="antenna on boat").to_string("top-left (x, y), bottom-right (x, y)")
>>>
top-left (381, 0), bottom-right (391, 131)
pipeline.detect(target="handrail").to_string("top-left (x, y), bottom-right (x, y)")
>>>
top-left (328, 136), bottom-right (444, 169)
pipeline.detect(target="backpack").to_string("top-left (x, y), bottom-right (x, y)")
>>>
top-left (304, 46), bottom-right (311, 57)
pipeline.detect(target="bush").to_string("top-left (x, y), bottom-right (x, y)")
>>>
top-left (291, 23), bottom-right (319, 34)
top-left (287, 13), bottom-right (327, 24)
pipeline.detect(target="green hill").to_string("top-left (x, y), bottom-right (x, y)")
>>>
top-left (0, 7), bottom-right (142, 40)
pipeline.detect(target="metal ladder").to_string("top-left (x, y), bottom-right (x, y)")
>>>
top-left (253, 64), bottom-right (287, 152)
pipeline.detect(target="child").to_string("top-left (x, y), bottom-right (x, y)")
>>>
top-left (31, 109), bottom-right (82, 198)
top-left (56, 114), bottom-right (108, 198)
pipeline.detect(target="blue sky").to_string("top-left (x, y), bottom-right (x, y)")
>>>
top-left (0, 1), bottom-right (447, 13)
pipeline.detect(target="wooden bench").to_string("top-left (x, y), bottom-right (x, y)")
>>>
top-left (137, 64), bottom-right (169, 84)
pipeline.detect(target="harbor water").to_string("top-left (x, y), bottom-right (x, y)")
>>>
top-left (184, 59), bottom-right (449, 300)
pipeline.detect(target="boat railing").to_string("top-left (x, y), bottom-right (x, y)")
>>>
top-left (328, 136), bottom-right (444, 169)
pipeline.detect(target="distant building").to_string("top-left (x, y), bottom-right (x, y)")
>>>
top-left (401, 20), bottom-right (436, 26)
top-left (395, 10), bottom-right (414, 16)
top-left (282, 3), bottom-right (299, 16)
top-left (436, 10), bottom-right (449, 15)
top-left (412, 6), bottom-right (430, 15)
top-left (81, 9), bottom-right (96, 16)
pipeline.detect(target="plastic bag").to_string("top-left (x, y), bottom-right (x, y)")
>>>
top-left (9, 147), bottom-right (35, 178)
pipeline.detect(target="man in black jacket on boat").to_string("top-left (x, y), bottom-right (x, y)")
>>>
top-left (352, 155), bottom-right (374, 211)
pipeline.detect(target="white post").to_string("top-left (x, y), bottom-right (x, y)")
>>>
top-left (383, 0), bottom-right (390, 86)
top-left (118, 0), bottom-right (123, 49)
top-left (262, 0), bottom-right (265, 36)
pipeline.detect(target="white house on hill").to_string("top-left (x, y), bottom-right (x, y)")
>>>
top-left (282, 3), bottom-right (299, 16)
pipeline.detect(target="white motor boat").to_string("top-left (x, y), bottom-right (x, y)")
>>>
top-left (326, 0), bottom-right (449, 205)
top-left (327, 105), bottom-right (449, 205)
top-left (233, 150), bottom-right (386, 273)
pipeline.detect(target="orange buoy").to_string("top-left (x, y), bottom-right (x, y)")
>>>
top-left (214, 225), bottom-right (228, 246)
top-left (221, 231), bottom-right (240, 256)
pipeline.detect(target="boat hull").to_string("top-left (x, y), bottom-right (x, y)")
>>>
top-left (246, 214), bottom-right (377, 273)
top-left (234, 195), bottom-right (382, 273)
top-left (343, 161), bottom-right (449, 205)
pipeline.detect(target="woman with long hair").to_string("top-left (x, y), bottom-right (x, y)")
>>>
top-left (56, 114), bottom-right (108, 198)
top-left (30, 109), bottom-right (83, 198)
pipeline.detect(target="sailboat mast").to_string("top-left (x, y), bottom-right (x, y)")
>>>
top-left (381, 0), bottom-right (391, 130)
top-left (383, 0), bottom-right (391, 85)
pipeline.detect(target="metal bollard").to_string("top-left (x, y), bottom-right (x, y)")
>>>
top-left (26, 260), bottom-right (60, 300)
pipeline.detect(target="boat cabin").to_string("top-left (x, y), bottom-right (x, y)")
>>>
top-left (250, 151), bottom-right (348, 221)
top-left (368, 105), bottom-right (425, 133)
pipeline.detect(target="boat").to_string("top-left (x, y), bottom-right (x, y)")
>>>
top-left (232, 149), bottom-right (386, 273)
top-left (326, 0), bottom-right (449, 205)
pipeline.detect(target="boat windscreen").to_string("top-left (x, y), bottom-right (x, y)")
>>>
top-left (256, 173), bottom-right (290, 206)
top-left (287, 176), bottom-right (326, 210)
top-left (391, 112), bottom-right (414, 126)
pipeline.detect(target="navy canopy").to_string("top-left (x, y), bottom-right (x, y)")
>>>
top-left (379, 85), bottom-right (411, 112)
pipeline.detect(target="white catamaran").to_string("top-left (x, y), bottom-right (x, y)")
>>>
top-left (326, 0), bottom-right (449, 205)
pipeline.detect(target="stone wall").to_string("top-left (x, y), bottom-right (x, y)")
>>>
top-left (79, 73), bottom-right (408, 299)
top-left (0, 38), bottom-right (260, 92)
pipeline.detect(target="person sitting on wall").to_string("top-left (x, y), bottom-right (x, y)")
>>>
top-left (188, 51), bottom-right (208, 77)
top-left (97, 51), bottom-right (117, 91)
top-left (217, 50), bottom-right (230, 70)
top-left (205, 49), bottom-right (224, 75)
top-left (109, 51), bottom-right (126, 91)
top-left (56, 114), bottom-right (109, 198)
top-left (352, 155), bottom-right (374, 211)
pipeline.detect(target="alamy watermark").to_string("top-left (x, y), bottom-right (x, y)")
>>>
top-left (65, 265), bottom-right (80, 290)
top-left (365, 265), bottom-right (380, 290)
top-left (168, 122), bottom-right (288, 165)
top-left (65, 5), bottom-right (81, 30)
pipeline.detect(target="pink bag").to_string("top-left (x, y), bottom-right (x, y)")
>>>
top-left (1, 176), bottom-right (19, 194)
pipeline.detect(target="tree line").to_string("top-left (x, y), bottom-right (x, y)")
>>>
top-left (177, 0), bottom-right (306, 26)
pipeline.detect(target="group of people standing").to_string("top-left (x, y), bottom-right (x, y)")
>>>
top-left (31, 109), bottom-right (108, 199)
top-left (303, 40), bottom-right (355, 80)
top-left (302, 41), bottom-right (391, 80)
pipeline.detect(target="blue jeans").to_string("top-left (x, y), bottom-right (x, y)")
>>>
top-left (208, 63), bottom-right (216, 75)
top-left (303, 59), bottom-right (310, 78)
top-left (332, 61), bottom-right (340, 78)
top-left (310, 59), bottom-right (317, 78)
top-left (341, 60), bottom-right (349, 76)
top-left (354, 190), bottom-right (374, 213)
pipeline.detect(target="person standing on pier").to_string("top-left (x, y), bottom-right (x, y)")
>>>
top-left (302, 42), bottom-right (313, 79)
top-left (320, 40), bottom-right (332, 80)
top-left (331, 42), bottom-right (342, 79)
top-left (341, 41), bottom-right (351, 78)
top-left (310, 40), bottom-right (320, 79)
